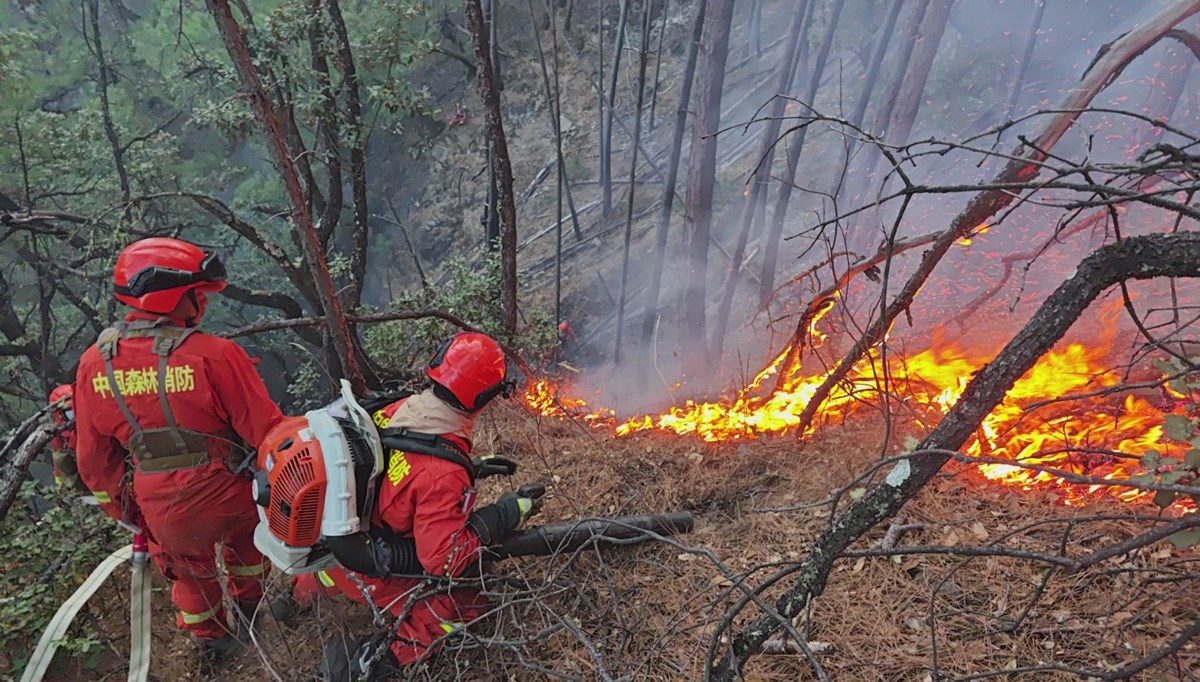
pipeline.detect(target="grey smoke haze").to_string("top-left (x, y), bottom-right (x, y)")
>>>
top-left (567, 0), bottom-right (1198, 416)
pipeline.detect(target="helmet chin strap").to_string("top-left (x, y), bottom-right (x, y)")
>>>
top-left (182, 289), bottom-right (202, 328)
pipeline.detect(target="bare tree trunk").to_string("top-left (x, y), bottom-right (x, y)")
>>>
top-left (601, 0), bottom-right (631, 216)
top-left (640, 0), bottom-right (706, 356)
top-left (844, 0), bottom-right (930, 215)
top-left (1003, 0), bottom-right (1046, 121)
top-left (756, 0), bottom-right (847, 304)
top-left (85, 0), bottom-right (131, 224)
top-left (831, 0), bottom-right (905, 202)
top-left (613, 0), bottom-right (654, 364)
top-left (647, 0), bottom-right (669, 131)
top-left (711, 0), bottom-right (809, 357)
top-left (326, 0), bottom-right (370, 308)
top-left (205, 0), bottom-right (366, 393)
top-left (786, 0), bottom-right (1200, 431)
top-left (467, 0), bottom-right (520, 335)
top-left (880, 0), bottom-right (953, 158)
top-left (711, 231), bottom-right (1200, 680)
top-left (744, 0), bottom-right (763, 58)
top-left (680, 0), bottom-right (736, 374)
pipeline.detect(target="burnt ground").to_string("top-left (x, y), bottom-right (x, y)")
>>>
top-left (29, 403), bottom-right (1200, 681)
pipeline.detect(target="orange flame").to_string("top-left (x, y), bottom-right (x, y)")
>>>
top-left (523, 311), bottom-right (1190, 509)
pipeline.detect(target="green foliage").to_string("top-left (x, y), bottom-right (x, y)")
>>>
top-left (1125, 356), bottom-right (1200, 544)
top-left (364, 253), bottom-right (558, 378)
top-left (0, 482), bottom-right (121, 663)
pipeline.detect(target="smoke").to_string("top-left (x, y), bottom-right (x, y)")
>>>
top-left (560, 0), bottom-right (1199, 417)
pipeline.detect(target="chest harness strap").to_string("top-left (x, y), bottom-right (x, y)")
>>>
top-left (96, 319), bottom-right (209, 473)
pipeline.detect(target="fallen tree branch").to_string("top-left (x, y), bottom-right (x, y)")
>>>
top-left (221, 308), bottom-right (484, 339)
top-left (0, 420), bottom-right (55, 525)
top-left (709, 231), bottom-right (1200, 679)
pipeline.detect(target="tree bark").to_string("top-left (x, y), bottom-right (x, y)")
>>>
top-left (785, 0), bottom-right (1200, 429)
top-left (205, 0), bottom-right (366, 393)
top-left (711, 0), bottom-right (809, 357)
top-left (1003, 0), bottom-right (1046, 121)
top-left (882, 0), bottom-right (953, 158)
top-left (466, 0), bottom-right (520, 335)
top-left (85, 0), bottom-right (131, 224)
top-left (843, 0), bottom-right (930, 218)
top-left (640, 0), bottom-right (706, 358)
top-left (713, 231), bottom-right (1200, 679)
top-left (0, 421), bottom-right (54, 526)
top-left (680, 0), bottom-right (736, 373)
top-left (326, 0), bottom-right (371, 308)
top-left (756, 0), bottom-right (847, 304)
top-left (831, 0), bottom-right (905, 202)
top-left (613, 0), bottom-right (654, 364)
top-left (600, 0), bottom-right (631, 216)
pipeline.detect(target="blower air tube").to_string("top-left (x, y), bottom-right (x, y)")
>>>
top-left (490, 513), bottom-right (695, 559)
top-left (324, 512), bottom-right (695, 577)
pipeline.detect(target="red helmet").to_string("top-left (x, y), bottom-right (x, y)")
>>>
top-left (49, 384), bottom-right (73, 407)
top-left (427, 332), bottom-right (515, 413)
top-left (113, 238), bottom-right (227, 314)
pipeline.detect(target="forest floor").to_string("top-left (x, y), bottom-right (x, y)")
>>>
top-left (37, 403), bottom-right (1200, 681)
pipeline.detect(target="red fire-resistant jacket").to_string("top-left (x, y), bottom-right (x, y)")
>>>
top-left (74, 311), bottom-right (283, 527)
top-left (369, 398), bottom-right (484, 577)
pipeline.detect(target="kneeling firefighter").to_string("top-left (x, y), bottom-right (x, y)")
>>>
top-left (74, 237), bottom-right (284, 660)
top-left (252, 332), bottom-right (541, 680)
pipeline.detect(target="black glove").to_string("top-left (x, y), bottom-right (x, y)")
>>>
top-left (472, 454), bottom-right (518, 479)
top-left (466, 483), bottom-right (546, 545)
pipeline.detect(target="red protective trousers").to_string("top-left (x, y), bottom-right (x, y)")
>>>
top-left (75, 312), bottom-right (284, 639)
top-left (294, 567), bottom-right (487, 665)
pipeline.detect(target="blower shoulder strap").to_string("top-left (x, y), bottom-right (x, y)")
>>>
top-left (378, 427), bottom-right (476, 484)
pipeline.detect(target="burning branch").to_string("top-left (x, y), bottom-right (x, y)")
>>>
top-left (781, 0), bottom-right (1200, 432)
top-left (710, 231), bottom-right (1200, 679)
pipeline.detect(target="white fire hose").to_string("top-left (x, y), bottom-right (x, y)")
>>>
top-left (19, 534), bottom-right (152, 682)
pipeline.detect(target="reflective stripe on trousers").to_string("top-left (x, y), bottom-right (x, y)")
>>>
top-left (180, 604), bottom-right (220, 625)
top-left (227, 562), bottom-right (265, 577)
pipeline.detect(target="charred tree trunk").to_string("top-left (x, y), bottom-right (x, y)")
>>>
top-left (711, 0), bottom-right (809, 357)
top-left (786, 0), bottom-right (1200, 430)
top-left (681, 0), bottom-right (736, 374)
top-left (756, 0), bottom-right (847, 304)
top-left (205, 0), bottom-right (366, 393)
top-left (613, 0), bottom-right (654, 364)
top-left (467, 0), bottom-right (520, 335)
top-left (640, 0), bottom-right (706, 358)
top-left (831, 0), bottom-right (905, 202)
top-left (711, 231), bottom-right (1200, 679)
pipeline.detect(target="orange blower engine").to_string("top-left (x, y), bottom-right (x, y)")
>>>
top-left (251, 380), bottom-right (385, 574)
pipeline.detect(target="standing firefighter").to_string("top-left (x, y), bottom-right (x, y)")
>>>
top-left (73, 237), bottom-right (284, 660)
top-left (261, 332), bottom-right (539, 681)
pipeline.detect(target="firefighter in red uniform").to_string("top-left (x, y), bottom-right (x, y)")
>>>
top-left (47, 384), bottom-right (89, 495)
top-left (267, 332), bottom-right (539, 680)
top-left (74, 237), bottom-right (284, 660)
